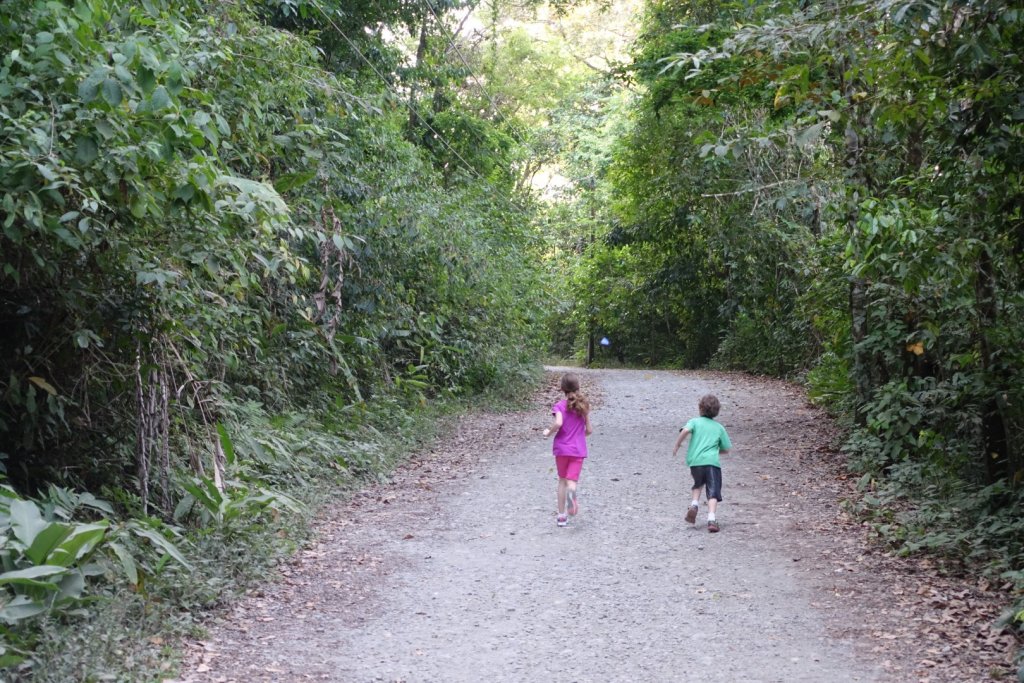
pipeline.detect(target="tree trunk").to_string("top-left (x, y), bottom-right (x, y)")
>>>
top-left (975, 246), bottom-right (1010, 483)
top-left (407, 10), bottom-right (430, 134)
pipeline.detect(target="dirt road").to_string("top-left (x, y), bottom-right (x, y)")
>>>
top-left (178, 368), bottom-right (1014, 682)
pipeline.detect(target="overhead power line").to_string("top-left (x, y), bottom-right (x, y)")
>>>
top-left (309, 0), bottom-right (489, 184)
top-left (307, 0), bottom-right (531, 213)
top-left (363, 0), bottom-right (512, 158)
top-left (418, 0), bottom-right (530, 149)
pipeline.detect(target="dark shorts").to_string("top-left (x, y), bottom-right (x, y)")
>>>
top-left (690, 465), bottom-right (723, 502)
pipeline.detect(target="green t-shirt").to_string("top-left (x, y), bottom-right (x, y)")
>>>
top-left (682, 416), bottom-right (732, 468)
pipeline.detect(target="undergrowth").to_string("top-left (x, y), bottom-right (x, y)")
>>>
top-left (2, 364), bottom-right (541, 682)
top-left (806, 355), bottom-right (1024, 675)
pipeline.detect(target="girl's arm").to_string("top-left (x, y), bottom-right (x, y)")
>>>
top-left (542, 411), bottom-right (563, 438)
top-left (672, 428), bottom-right (690, 456)
top-left (585, 415), bottom-right (593, 436)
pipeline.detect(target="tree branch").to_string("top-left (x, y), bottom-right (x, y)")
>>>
top-left (701, 179), bottom-right (801, 198)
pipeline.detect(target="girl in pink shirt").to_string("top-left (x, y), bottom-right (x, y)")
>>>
top-left (542, 373), bottom-right (593, 527)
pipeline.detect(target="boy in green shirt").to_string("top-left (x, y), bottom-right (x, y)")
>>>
top-left (672, 394), bottom-right (732, 532)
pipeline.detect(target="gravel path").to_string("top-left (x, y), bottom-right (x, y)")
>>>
top-left (177, 368), bottom-right (1014, 682)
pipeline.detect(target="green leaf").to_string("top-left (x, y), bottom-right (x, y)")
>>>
top-left (9, 499), bottom-right (47, 547)
top-left (74, 136), bottom-right (98, 165)
top-left (216, 422), bottom-right (235, 465)
top-left (107, 542), bottom-right (138, 585)
top-left (172, 494), bottom-right (195, 522)
top-left (47, 523), bottom-right (108, 567)
top-left (795, 121), bottom-right (826, 148)
top-left (0, 596), bottom-right (48, 623)
top-left (57, 570), bottom-right (86, 600)
top-left (0, 565), bottom-right (67, 584)
top-left (273, 170), bottom-right (317, 193)
top-left (165, 62), bottom-right (184, 95)
top-left (130, 196), bottom-right (146, 218)
top-left (101, 79), bottom-right (122, 107)
top-left (149, 85), bottom-right (171, 110)
top-left (130, 527), bottom-right (191, 570)
top-left (137, 66), bottom-right (156, 94)
top-left (25, 522), bottom-right (72, 565)
top-left (78, 77), bottom-right (100, 104)
top-left (73, 2), bottom-right (93, 22)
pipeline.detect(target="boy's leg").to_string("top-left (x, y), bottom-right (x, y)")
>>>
top-left (686, 486), bottom-right (701, 524)
top-left (706, 467), bottom-right (723, 532)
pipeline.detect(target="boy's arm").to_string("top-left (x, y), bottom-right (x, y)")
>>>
top-left (542, 411), bottom-right (563, 438)
top-left (672, 428), bottom-right (690, 456)
top-left (719, 428), bottom-right (732, 454)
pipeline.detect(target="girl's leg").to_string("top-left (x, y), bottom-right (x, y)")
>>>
top-left (564, 458), bottom-right (583, 515)
top-left (557, 477), bottom-right (568, 514)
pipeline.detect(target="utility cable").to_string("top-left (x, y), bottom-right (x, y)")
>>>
top-left (364, 0), bottom-right (514, 159)
top-left (418, 0), bottom-right (530, 149)
top-left (309, 0), bottom-right (490, 183)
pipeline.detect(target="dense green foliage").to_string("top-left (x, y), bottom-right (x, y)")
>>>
top-left (3, 0), bottom-right (1022, 675)
top-left (0, 0), bottom-right (547, 676)
top-left (553, 0), bottom-right (1022, 666)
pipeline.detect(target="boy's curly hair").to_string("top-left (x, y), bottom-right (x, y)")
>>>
top-left (699, 394), bottom-right (721, 418)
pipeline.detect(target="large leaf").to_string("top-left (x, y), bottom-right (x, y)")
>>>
top-left (0, 565), bottom-right (67, 586)
top-left (130, 527), bottom-right (192, 570)
top-left (216, 422), bottom-right (236, 465)
top-left (56, 570), bottom-right (86, 600)
top-left (46, 523), bottom-right (108, 567)
top-left (181, 479), bottom-right (220, 515)
top-left (101, 78), bottom-right (122, 107)
top-left (24, 522), bottom-right (72, 566)
top-left (216, 175), bottom-right (288, 215)
top-left (0, 596), bottom-right (48, 623)
top-left (107, 542), bottom-right (138, 585)
top-left (9, 500), bottom-right (47, 548)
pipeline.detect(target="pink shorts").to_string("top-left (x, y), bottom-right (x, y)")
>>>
top-left (555, 455), bottom-right (584, 481)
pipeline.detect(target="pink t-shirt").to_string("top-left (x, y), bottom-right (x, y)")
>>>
top-left (552, 399), bottom-right (588, 458)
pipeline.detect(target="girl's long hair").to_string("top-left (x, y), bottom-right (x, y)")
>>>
top-left (561, 373), bottom-right (590, 417)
